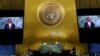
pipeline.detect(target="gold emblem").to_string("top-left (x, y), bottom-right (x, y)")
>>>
top-left (38, 2), bottom-right (64, 26)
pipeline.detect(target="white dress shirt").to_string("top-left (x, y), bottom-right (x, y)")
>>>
top-left (8, 23), bottom-right (12, 29)
top-left (87, 22), bottom-right (91, 27)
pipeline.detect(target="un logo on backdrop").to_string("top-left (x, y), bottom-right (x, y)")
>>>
top-left (38, 2), bottom-right (64, 26)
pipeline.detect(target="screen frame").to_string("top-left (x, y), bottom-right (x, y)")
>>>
top-left (0, 10), bottom-right (24, 44)
top-left (77, 9), bottom-right (100, 43)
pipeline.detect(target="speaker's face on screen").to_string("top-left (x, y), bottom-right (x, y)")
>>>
top-left (7, 17), bottom-right (13, 23)
top-left (86, 16), bottom-right (91, 22)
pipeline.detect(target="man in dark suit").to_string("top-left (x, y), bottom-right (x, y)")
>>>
top-left (84, 16), bottom-right (95, 29)
top-left (4, 17), bottom-right (15, 30)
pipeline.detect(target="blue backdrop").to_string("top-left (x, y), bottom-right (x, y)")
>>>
top-left (0, 45), bottom-right (15, 55)
top-left (88, 44), bottom-right (100, 54)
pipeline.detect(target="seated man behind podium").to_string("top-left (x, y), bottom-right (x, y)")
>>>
top-left (4, 17), bottom-right (15, 30)
top-left (84, 16), bottom-right (95, 29)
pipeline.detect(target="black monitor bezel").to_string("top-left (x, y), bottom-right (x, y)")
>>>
top-left (0, 10), bottom-right (24, 44)
top-left (77, 9), bottom-right (100, 43)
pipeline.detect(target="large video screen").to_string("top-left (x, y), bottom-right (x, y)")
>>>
top-left (77, 9), bottom-right (100, 43)
top-left (78, 15), bottom-right (100, 43)
top-left (78, 16), bottom-right (100, 29)
top-left (0, 17), bottom-right (23, 30)
top-left (0, 10), bottom-right (23, 44)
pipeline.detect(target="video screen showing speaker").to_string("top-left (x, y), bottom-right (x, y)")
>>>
top-left (0, 17), bottom-right (23, 30)
top-left (0, 10), bottom-right (23, 44)
top-left (77, 9), bottom-right (100, 43)
top-left (78, 16), bottom-right (100, 29)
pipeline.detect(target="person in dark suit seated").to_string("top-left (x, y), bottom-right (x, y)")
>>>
top-left (4, 17), bottom-right (15, 30)
top-left (84, 16), bottom-right (95, 29)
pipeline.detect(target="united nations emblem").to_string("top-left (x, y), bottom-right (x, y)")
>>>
top-left (38, 2), bottom-right (64, 26)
